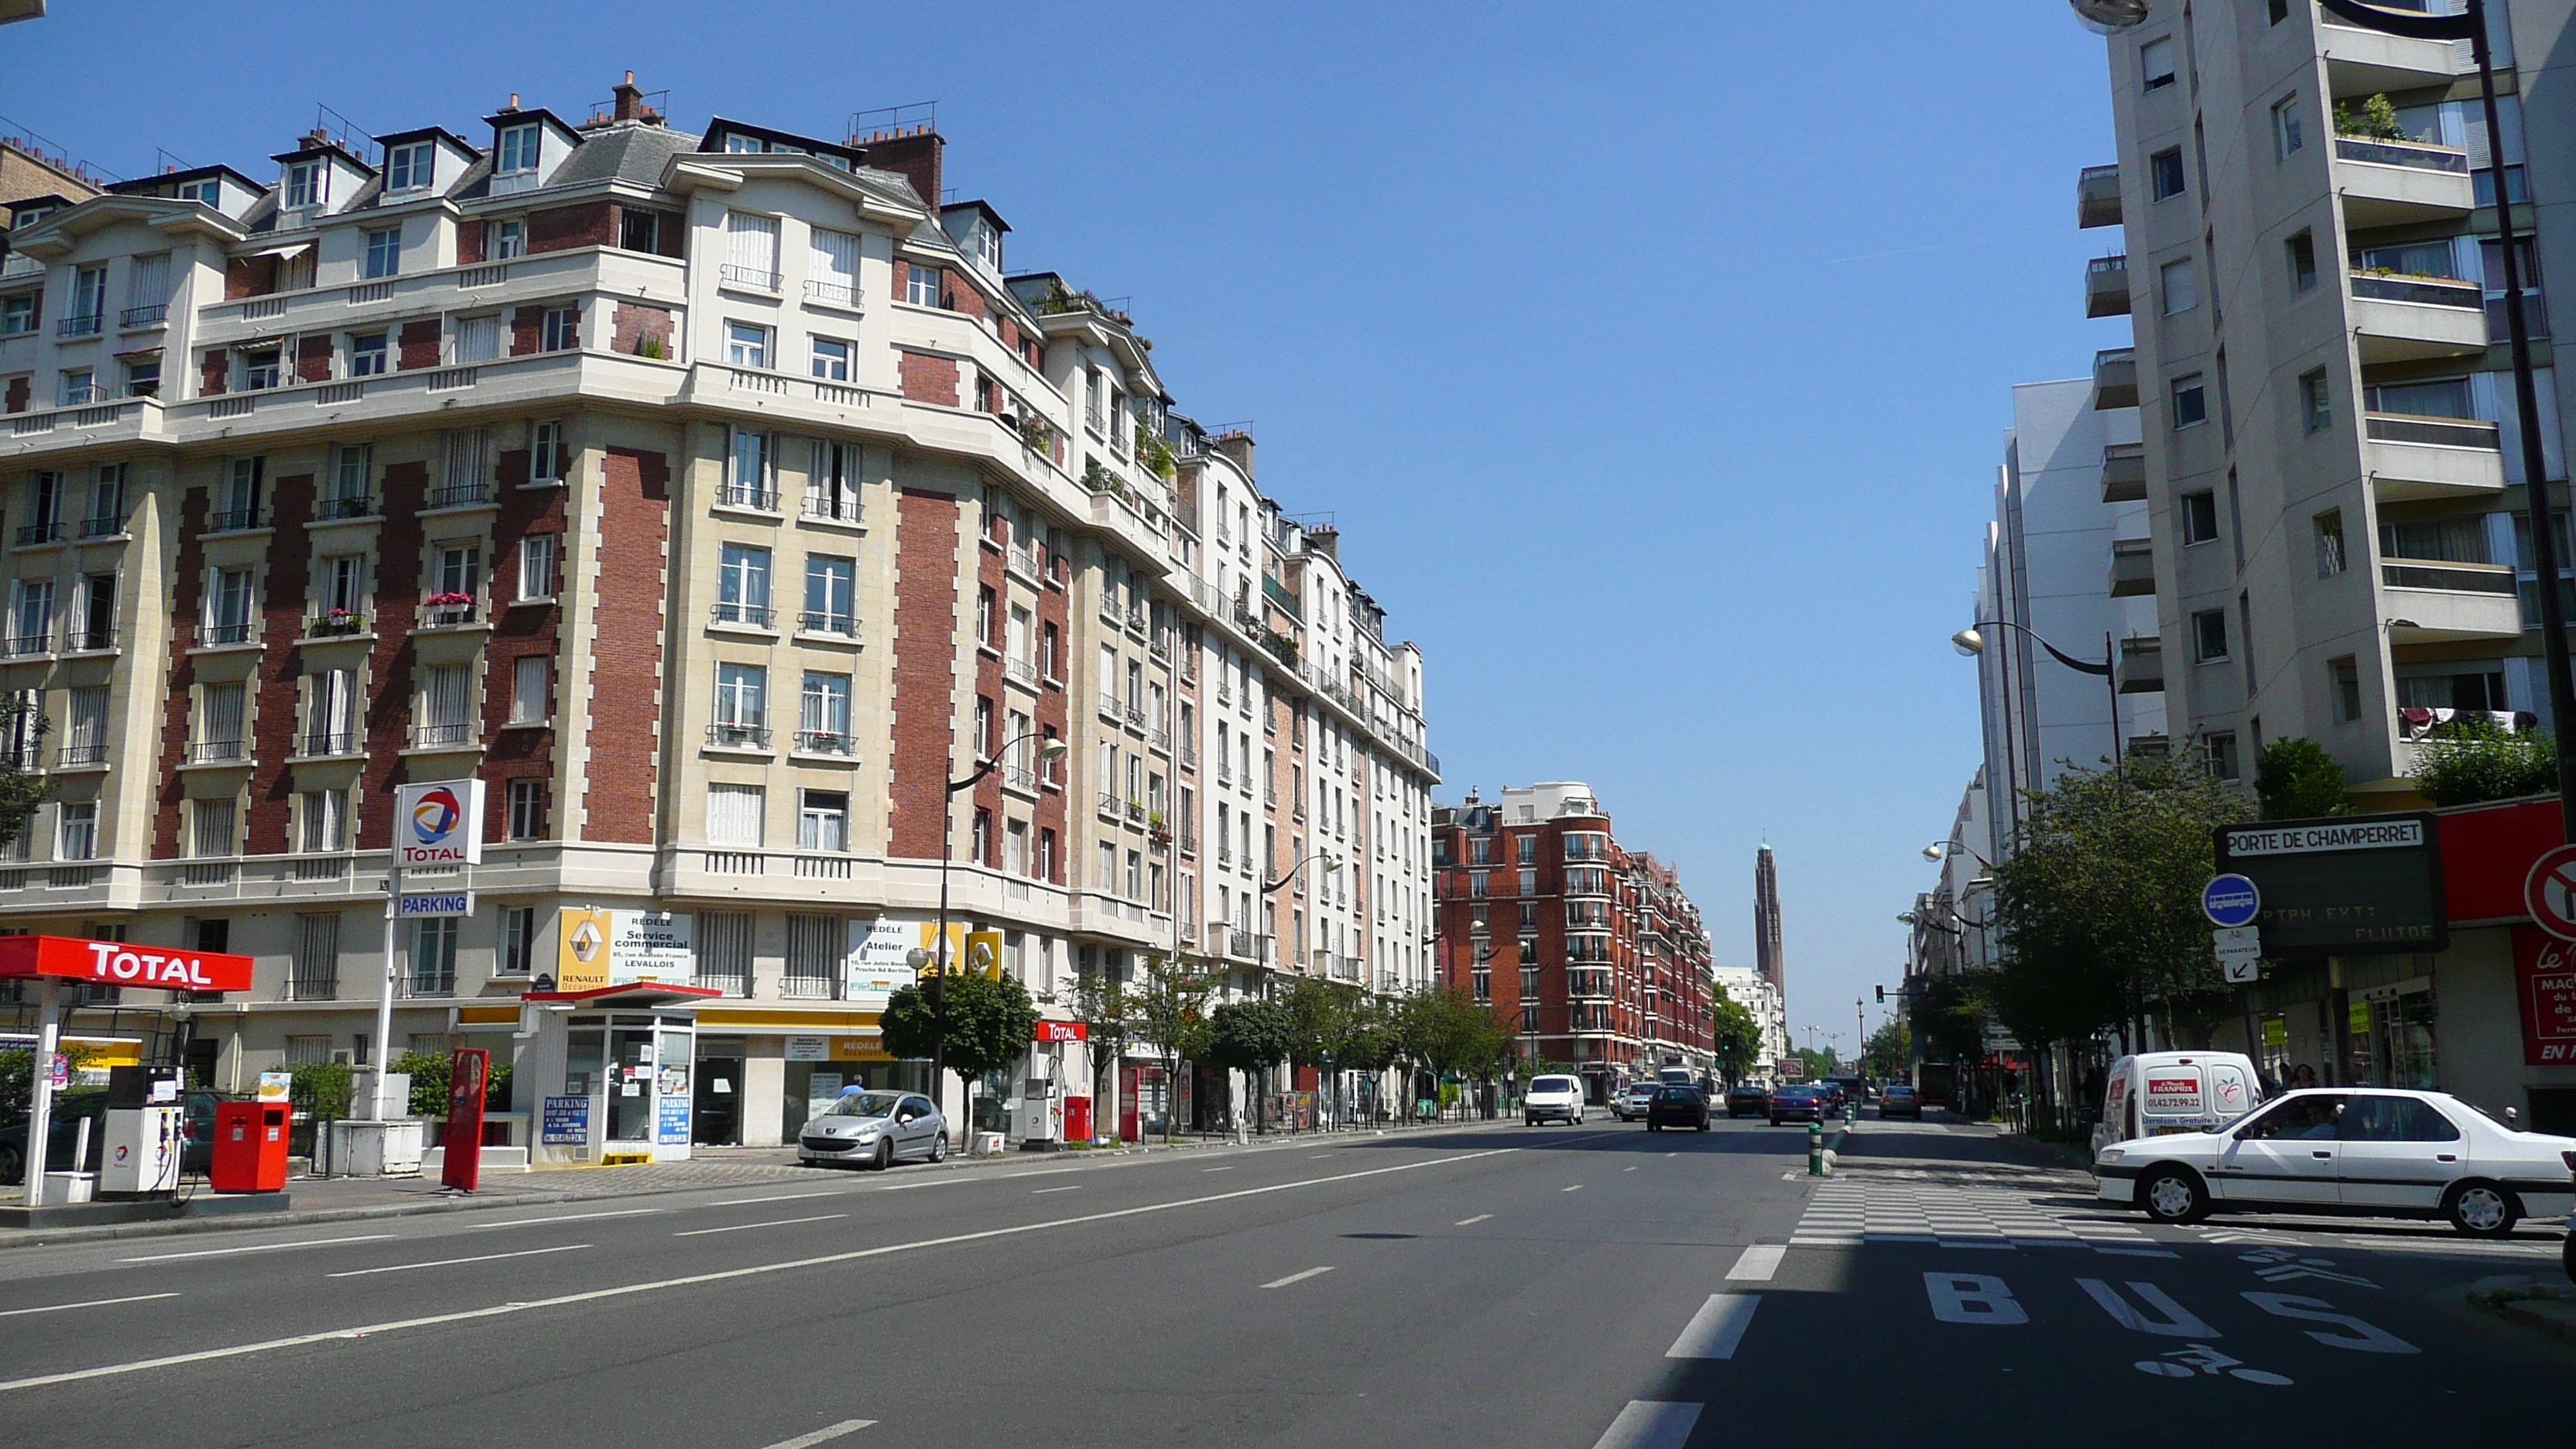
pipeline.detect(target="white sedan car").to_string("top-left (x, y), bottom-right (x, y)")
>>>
top-left (2095, 1088), bottom-right (2576, 1237)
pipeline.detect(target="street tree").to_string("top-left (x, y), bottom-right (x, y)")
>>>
top-left (1067, 968), bottom-right (1133, 1140)
top-left (1129, 951), bottom-right (1218, 1140)
top-left (879, 971), bottom-right (1041, 1139)
top-left (1206, 997), bottom-right (1298, 1130)
top-left (1860, 1017), bottom-right (1912, 1081)
top-left (2254, 737), bottom-right (2352, 819)
top-left (1710, 995), bottom-right (1762, 1085)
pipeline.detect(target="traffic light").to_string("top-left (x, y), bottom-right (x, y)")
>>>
top-left (1874, 985), bottom-right (1886, 1003)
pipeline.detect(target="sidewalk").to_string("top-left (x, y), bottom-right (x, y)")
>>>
top-left (0, 1115), bottom-right (1513, 1252)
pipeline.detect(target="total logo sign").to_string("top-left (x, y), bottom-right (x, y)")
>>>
top-left (396, 780), bottom-right (485, 867)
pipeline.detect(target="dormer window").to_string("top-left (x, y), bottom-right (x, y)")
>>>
top-left (176, 178), bottom-right (220, 206)
top-left (906, 264), bottom-right (943, 309)
top-left (283, 161), bottom-right (324, 212)
top-left (385, 142), bottom-right (434, 194)
top-left (971, 219), bottom-right (1002, 272)
top-left (496, 124), bottom-right (541, 176)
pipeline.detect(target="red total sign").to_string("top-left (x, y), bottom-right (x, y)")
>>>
top-left (1036, 1021), bottom-right (1090, 1043)
top-left (2525, 844), bottom-right (2576, 942)
top-left (0, 934), bottom-right (254, 992)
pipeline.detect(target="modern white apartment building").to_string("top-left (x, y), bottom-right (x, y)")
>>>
top-left (0, 78), bottom-right (1437, 1149)
top-left (2086, 0), bottom-right (2574, 798)
top-left (1709, 964), bottom-right (1786, 1077)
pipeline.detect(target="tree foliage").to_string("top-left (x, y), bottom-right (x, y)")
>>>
top-left (1710, 995), bottom-right (1763, 1084)
top-left (1206, 999), bottom-right (1298, 1074)
top-left (2255, 737), bottom-right (2351, 820)
top-left (392, 1050), bottom-right (512, 1118)
top-left (1792, 1046), bottom-right (1838, 1079)
top-left (1067, 968), bottom-right (1133, 1117)
top-left (1860, 1018), bottom-right (1912, 1080)
top-left (2413, 718), bottom-right (2557, 807)
top-left (1989, 745), bottom-right (2253, 1050)
top-left (880, 971), bottom-right (1042, 1125)
top-left (1129, 952), bottom-right (1218, 1139)
top-left (1909, 972), bottom-right (1990, 1064)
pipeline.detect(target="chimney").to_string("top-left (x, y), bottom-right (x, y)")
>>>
top-left (303, 128), bottom-right (331, 150)
top-left (1213, 428), bottom-right (1254, 480)
top-left (613, 70), bottom-right (648, 122)
top-left (504, 94), bottom-right (521, 112)
top-left (1305, 525), bottom-right (1339, 564)
top-left (855, 127), bottom-right (943, 211)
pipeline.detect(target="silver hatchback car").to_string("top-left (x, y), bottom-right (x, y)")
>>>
top-left (798, 1089), bottom-right (950, 1170)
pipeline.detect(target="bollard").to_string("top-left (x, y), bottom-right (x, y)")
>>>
top-left (1845, 1102), bottom-right (1857, 1132)
top-left (1808, 1120), bottom-right (1824, 1177)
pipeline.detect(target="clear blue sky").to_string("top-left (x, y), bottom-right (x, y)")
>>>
top-left (9, 2), bottom-right (2122, 1054)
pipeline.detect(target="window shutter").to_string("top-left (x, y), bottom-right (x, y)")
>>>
top-left (707, 783), bottom-right (765, 847)
top-left (810, 228), bottom-right (859, 287)
top-left (726, 211), bottom-right (780, 272)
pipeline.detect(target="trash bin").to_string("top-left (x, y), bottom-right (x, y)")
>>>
top-left (1064, 1095), bottom-right (1094, 1142)
top-left (210, 1101), bottom-right (290, 1193)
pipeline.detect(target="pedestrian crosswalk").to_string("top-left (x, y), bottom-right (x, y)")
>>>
top-left (1788, 1180), bottom-right (2170, 1254)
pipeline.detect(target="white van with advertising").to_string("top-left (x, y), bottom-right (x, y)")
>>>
top-left (2089, 1051), bottom-right (2263, 1160)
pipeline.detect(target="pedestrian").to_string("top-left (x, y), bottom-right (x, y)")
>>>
top-left (2289, 1063), bottom-right (2317, 1090)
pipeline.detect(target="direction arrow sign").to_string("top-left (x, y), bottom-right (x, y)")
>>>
top-left (2203, 874), bottom-right (2262, 929)
top-left (2214, 926), bottom-right (2262, 985)
top-left (2526, 844), bottom-right (2576, 943)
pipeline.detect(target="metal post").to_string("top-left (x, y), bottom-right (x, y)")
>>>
top-left (24, 977), bottom-right (60, 1208)
top-left (372, 859), bottom-right (401, 1120)
top-left (2105, 629), bottom-right (2123, 780)
top-left (933, 797), bottom-right (951, 1118)
top-left (1807, 1119), bottom-right (1824, 1177)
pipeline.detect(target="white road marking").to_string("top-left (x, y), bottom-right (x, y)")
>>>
top-left (0, 1293), bottom-right (178, 1319)
top-left (119, 1235), bottom-right (396, 1264)
top-left (759, 1420), bottom-right (876, 1449)
top-left (1592, 1400), bottom-right (1701, 1449)
top-left (1924, 1273), bottom-right (2027, 1325)
top-left (1032, 1186), bottom-right (1081, 1194)
top-left (0, 1147), bottom-right (1516, 1395)
top-left (1561, 1184), bottom-right (1583, 1193)
top-left (1728, 1245), bottom-right (1786, 1282)
top-left (468, 1208), bottom-right (662, 1230)
top-left (328, 1244), bottom-right (591, 1279)
top-left (1202, 1166), bottom-right (1235, 1173)
top-left (1455, 1214), bottom-right (1492, 1226)
top-left (1665, 1152), bottom-right (1677, 1158)
top-left (1261, 1266), bottom-right (1334, 1290)
top-left (673, 1214), bottom-right (847, 1238)
top-left (705, 1191), bottom-right (841, 1208)
top-left (1310, 1153), bottom-right (1334, 1159)
top-left (1666, 1293), bottom-right (1759, 1358)
top-left (1624, 1166), bottom-right (1639, 1173)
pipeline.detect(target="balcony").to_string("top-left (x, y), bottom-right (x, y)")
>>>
top-left (77, 515), bottom-right (125, 540)
top-left (2117, 635), bottom-right (2164, 695)
top-left (409, 722), bottom-right (479, 750)
top-left (2078, 163), bottom-right (2121, 228)
top-left (2334, 136), bottom-right (2473, 227)
top-left (54, 742), bottom-right (107, 768)
top-left (418, 598), bottom-right (483, 630)
top-left (296, 731), bottom-right (360, 758)
top-left (305, 608), bottom-right (368, 639)
top-left (2382, 558), bottom-right (2520, 642)
top-left (2108, 536), bottom-right (2155, 598)
top-left (197, 621), bottom-right (253, 647)
top-left (119, 303), bottom-right (166, 330)
top-left (2093, 348), bottom-right (2136, 410)
top-left (705, 722), bottom-right (771, 752)
top-left (426, 482), bottom-right (492, 510)
top-left (13, 520), bottom-right (62, 547)
top-left (797, 610), bottom-right (856, 639)
top-left (2322, 22), bottom-right (2465, 100)
top-left (315, 493), bottom-right (377, 521)
top-left (711, 601), bottom-right (776, 629)
top-left (56, 313), bottom-right (101, 339)
top-left (207, 508), bottom-right (260, 533)
top-left (2349, 271), bottom-right (2487, 363)
top-left (2364, 413), bottom-right (2505, 502)
top-left (2101, 441), bottom-right (2146, 502)
top-left (720, 264), bottom-right (782, 293)
top-left (186, 738), bottom-right (247, 765)
top-left (792, 729), bottom-right (855, 757)
top-left (2085, 255), bottom-right (2129, 318)
top-left (0, 629), bottom-right (51, 660)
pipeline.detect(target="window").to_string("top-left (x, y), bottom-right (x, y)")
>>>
top-left (2286, 231), bottom-right (2317, 294)
top-left (800, 671), bottom-right (851, 751)
top-left (298, 787), bottom-right (344, 852)
top-left (726, 321), bottom-right (771, 369)
top-left (2149, 147), bottom-right (2186, 201)
top-left (507, 778), bottom-right (546, 839)
top-left (191, 796), bottom-right (238, 858)
top-left (530, 420), bottom-right (565, 484)
top-left (810, 336), bottom-right (851, 381)
top-left (510, 654), bottom-right (550, 724)
top-left (707, 783), bottom-right (765, 846)
top-left (784, 915), bottom-right (840, 997)
top-left (419, 663), bottom-right (471, 744)
top-left (2170, 372), bottom-right (2207, 428)
top-left (2180, 490), bottom-right (2219, 545)
top-left (64, 686), bottom-right (105, 763)
top-left (2140, 36), bottom-right (2176, 91)
top-left (810, 228), bottom-right (861, 305)
top-left (2314, 509), bottom-right (2348, 577)
top-left (305, 668), bottom-right (355, 755)
top-left (540, 306), bottom-right (577, 351)
top-left (67, 265), bottom-right (104, 328)
top-left (803, 555), bottom-right (855, 634)
top-left (715, 663), bottom-right (768, 732)
top-left (694, 910), bottom-right (751, 995)
top-left (289, 915), bottom-right (339, 1000)
top-left (726, 428), bottom-right (772, 507)
top-left (489, 220), bottom-right (526, 260)
top-left (363, 227), bottom-right (401, 279)
top-left (58, 369), bottom-right (96, 407)
top-left (906, 263), bottom-right (943, 308)
top-left (57, 802), bottom-right (96, 862)
top-left (321, 555), bottom-right (365, 615)
top-left (436, 542), bottom-right (481, 598)
top-left (718, 543), bottom-right (772, 625)
top-left (805, 439), bottom-right (858, 522)
top-left (351, 332), bottom-right (388, 376)
top-left (2160, 257), bottom-right (2197, 315)
top-left (723, 211), bottom-right (782, 289)
top-left (2206, 731), bottom-right (2241, 783)
top-left (283, 160), bottom-right (322, 211)
top-left (1, 293), bottom-right (33, 336)
top-left (500, 906), bottom-right (538, 977)
top-left (411, 917), bottom-right (457, 995)
top-left (2267, 0), bottom-right (2288, 23)
top-left (386, 141), bottom-right (433, 193)
top-left (2299, 368), bottom-right (2332, 433)
top-left (455, 313), bottom-right (501, 363)
top-left (2272, 94), bottom-right (2304, 159)
top-left (242, 348), bottom-right (280, 390)
top-left (2193, 608), bottom-right (2230, 663)
top-left (496, 124), bottom-right (541, 176)
top-left (618, 209), bottom-right (660, 253)
top-left (518, 535), bottom-right (558, 601)
top-left (2365, 376), bottom-right (2474, 420)
top-left (2332, 657), bottom-right (2363, 724)
top-left (203, 570), bottom-right (248, 642)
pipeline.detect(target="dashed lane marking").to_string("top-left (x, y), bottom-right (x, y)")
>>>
top-left (468, 1209), bottom-right (662, 1229)
top-left (705, 1191), bottom-right (844, 1208)
top-left (328, 1244), bottom-right (591, 1278)
top-left (1591, 1401), bottom-right (1702, 1449)
top-left (0, 1293), bottom-right (178, 1318)
top-left (1455, 1214), bottom-right (1492, 1226)
top-left (759, 1420), bottom-right (875, 1449)
top-left (1032, 1186), bottom-right (1081, 1194)
top-left (1562, 1184), bottom-right (1584, 1193)
top-left (673, 1214), bottom-right (848, 1238)
top-left (1666, 1293), bottom-right (1759, 1359)
top-left (119, 1235), bottom-right (397, 1263)
top-left (1728, 1245), bottom-right (1786, 1282)
top-left (1260, 1266), bottom-right (1334, 1290)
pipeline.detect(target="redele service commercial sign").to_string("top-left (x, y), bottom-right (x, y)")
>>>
top-left (2213, 811), bottom-right (2446, 957)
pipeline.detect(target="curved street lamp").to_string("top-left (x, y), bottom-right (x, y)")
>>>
top-left (922, 732), bottom-right (1070, 1110)
top-left (1951, 619), bottom-right (2124, 783)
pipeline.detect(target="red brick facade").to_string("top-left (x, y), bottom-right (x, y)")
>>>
top-left (581, 447), bottom-right (669, 844)
top-left (396, 320), bottom-right (442, 372)
top-left (243, 471), bottom-right (317, 854)
top-left (527, 200), bottom-right (615, 255)
top-left (149, 488), bottom-right (211, 859)
top-left (897, 351), bottom-right (958, 406)
top-left (352, 461), bottom-right (430, 850)
top-left (611, 302), bottom-right (673, 358)
top-left (887, 488), bottom-right (961, 859)
top-left (478, 447), bottom-right (564, 842)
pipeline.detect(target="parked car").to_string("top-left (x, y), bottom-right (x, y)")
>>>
top-left (2096, 1088), bottom-right (2576, 1236)
top-left (0, 1087), bottom-right (218, 1186)
top-left (1769, 1084), bottom-right (1828, 1126)
top-left (1646, 1086), bottom-right (1711, 1133)
top-left (1814, 1081), bottom-right (1848, 1118)
top-left (1725, 1083), bottom-right (1769, 1118)
top-left (1524, 1074), bottom-right (1586, 1126)
top-left (2088, 1050), bottom-right (2264, 1160)
top-left (1879, 1084), bottom-right (1923, 1119)
top-left (1612, 1084), bottom-right (1660, 1122)
top-left (798, 1088), bottom-right (947, 1170)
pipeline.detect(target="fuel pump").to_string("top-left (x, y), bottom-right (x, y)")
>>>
top-left (98, 1064), bottom-right (183, 1199)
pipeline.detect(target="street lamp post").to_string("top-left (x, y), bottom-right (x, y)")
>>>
top-left (1951, 621), bottom-right (2122, 783)
top-left (923, 733), bottom-right (1067, 1129)
top-left (1253, 850), bottom-right (1338, 1132)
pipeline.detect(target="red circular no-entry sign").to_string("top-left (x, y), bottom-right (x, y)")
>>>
top-left (2525, 844), bottom-right (2576, 941)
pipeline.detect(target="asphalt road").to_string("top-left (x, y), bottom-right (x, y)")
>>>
top-left (0, 1115), bottom-right (2566, 1447)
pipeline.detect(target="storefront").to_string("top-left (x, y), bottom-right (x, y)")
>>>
top-left (520, 982), bottom-right (719, 1167)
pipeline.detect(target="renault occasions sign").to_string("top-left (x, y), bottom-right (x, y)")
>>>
top-left (2213, 810), bottom-right (2445, 957)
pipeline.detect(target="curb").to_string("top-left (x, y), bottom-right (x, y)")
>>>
top-left (0, 1116), bottom-right (1516, 1252)
top-left (2468, 1275), bottom-right (2576, 1347)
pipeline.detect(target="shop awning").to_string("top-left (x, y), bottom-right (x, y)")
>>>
top-left (242, 241), bottom-right (313, 260)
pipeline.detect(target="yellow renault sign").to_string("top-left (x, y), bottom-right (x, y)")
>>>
top-left (559, 908), bottom-right (611, 992)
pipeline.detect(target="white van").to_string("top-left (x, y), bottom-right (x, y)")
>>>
top-left (1525, 1074), bottom-right (1586, 1126)
top-left (2089, 1051), bottom-right (2263, 1160)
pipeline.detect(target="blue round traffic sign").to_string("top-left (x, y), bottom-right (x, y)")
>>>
top-left (2203, 873), bottom-right (2261, 928)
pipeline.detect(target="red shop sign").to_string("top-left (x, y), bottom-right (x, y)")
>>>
top-left (0, 934), bottom-right (255, 993)
top-left (2513, 927), bottom-right (2576, 1066)
top-left (1036, 1021), bottom-right (1090, 1043)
